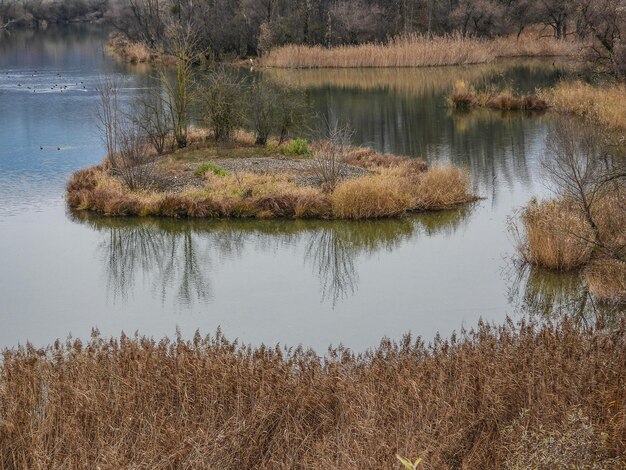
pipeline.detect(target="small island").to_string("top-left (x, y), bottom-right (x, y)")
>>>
top-left (68, 129), bottom-right (477, 220)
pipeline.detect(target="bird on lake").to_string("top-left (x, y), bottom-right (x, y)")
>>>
top-left (57, 147), bottom-right (61, 151)
top-left (39, 146), bottom-right (43, 150)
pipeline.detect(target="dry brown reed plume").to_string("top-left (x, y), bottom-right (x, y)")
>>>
top-left (544, 81), bottom-right (626, 131)
top-left (67, 146), bottom-right (476, 220)
top-left (0, 319), bottom-right (624, 469)
top-left (262, 34), bottom-right (578, 68)
top-left (449, 80), bottom-right (547, 111)
top-left (515, 198), bottom-right (595, 270)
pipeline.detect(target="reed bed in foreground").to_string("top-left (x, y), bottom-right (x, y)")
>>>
top-left (262, 34), bottom-right (577, 68)
top-left (0, 319), bottom-right (624, 469)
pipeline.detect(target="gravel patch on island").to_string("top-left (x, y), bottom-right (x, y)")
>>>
top-left (210, 157), bottom-right (370, 186)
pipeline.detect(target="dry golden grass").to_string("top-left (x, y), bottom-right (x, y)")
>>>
top-left (543, 81), bottom-right (626, 130)
top-left (332, 171), bottom-right (414, 219)
top-left (411, 165), bottom-right (476, 210)
top-left (106, 33), bottom-right (156, 64)
top-left (0, 319), bottom-right (624, 469)
top-left (586, 258), bottom-right (626, 305)
top-left (262, 34), bottom-right (578, 68)
top-left (332, 164), bottom-right (475, 219)
top-left (519, 198), bottom-right (595, 270)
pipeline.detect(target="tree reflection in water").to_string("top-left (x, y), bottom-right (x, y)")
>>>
top-left (506, 262), bottom-right (624, 328)
top-left (72, 207), bottom-right (473, 308)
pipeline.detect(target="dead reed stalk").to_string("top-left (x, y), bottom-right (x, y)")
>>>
top-left (262, 34), bottom-right (578, 69)
top-left (0, 319), bottom-right (624, 469)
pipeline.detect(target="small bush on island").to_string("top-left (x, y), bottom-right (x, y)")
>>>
top-left (194, 161), bottom-right (229, 177)
top-left (0, 318), bottom-right (624, 468)
top-left (283, 138), bottom-right (311, 156)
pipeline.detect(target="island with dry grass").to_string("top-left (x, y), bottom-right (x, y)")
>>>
top-left (67, 129), bottom-right (477, 220)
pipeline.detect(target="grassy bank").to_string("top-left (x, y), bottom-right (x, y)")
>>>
top-left (262, 34), bottom-right (578, 68)
top-left (67, 134), bottom-right (477, 220)
top-left (1, 319), bottom-right (624, 469)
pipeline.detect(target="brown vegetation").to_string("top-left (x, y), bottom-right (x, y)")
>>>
top-left (515, 198), bottom-right (595, 270)
top-left (449, 80), bottom-right (547, 111)
top-left (511, 119), bottom-right (626, 305)
top-left (106, 32), bottom-right (175, 66)
top-left (67, 140), bottom-right (476, 220)
top-left (261, 34), bottom-right (577, 68)
top-left (586, 258), bottom-right (626, 305)
top-left (544, 81), bottom-right (626, 131)
top-left (0, 319), bottom-right (624, 469)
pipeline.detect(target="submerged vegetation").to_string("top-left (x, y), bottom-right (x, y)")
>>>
top-left (0, 319), bottom-right (624, 469)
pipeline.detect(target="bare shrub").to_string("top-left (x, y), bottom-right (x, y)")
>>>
top-left (132, 88), bottom-right (173, 155)
top-left (108, 118), bottom-right (156, 191)
top-left (201, 68), bottom-right (246, 142)
top-left (310, 122), bottom-right (353, 190)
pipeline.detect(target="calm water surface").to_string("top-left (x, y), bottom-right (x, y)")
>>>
top-left (0, 26), bottom-right (585, 351)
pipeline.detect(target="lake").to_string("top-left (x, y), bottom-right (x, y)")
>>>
top-left (0, 25), bottom-right (598, 351)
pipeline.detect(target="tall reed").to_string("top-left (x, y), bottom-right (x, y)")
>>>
top-left (1, 319), bottom-right (624, 469)
top-left (262, 34), bottom-right (578, 68)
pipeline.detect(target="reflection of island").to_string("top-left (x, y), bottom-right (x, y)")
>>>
top-left (72, 207), bottom-right (473, 308)
top-left (506, 262), bottom-right (624, 327)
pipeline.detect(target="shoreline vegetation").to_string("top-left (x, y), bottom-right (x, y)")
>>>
top-left (449, 80), bottom-right (626, 131)
top-left (67, 130), bottom-right (477, 220)
top-left (107, 33), bottom-right (579, 68)
top-left (1, 319), bottom-right (624, 468)
top-left (260, 33), bottom-right (579, 69)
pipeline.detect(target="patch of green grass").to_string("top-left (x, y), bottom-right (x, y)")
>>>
top-left (194, 162), bottom-right (229, 177)
top-left (283, 138), bottom-right (311, 157)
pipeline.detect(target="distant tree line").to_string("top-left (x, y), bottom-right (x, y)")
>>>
top-left (0, 0), bottom-right (108, 29)
top-left (2, 0), bottom-right (625, 77)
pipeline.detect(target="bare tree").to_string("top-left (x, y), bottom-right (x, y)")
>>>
top-left (542, 119), bottom-right (626, 260)
top-left (95, 76), bottom-right (156, 190)
top-left (95, 76), bottom-right (122, 159)
top-left (109, 117), bottom-right (156, 191)
top-left (132, 88), bottom-right (173, 155)
top-left (161, 22), bottom-right (198, 149)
